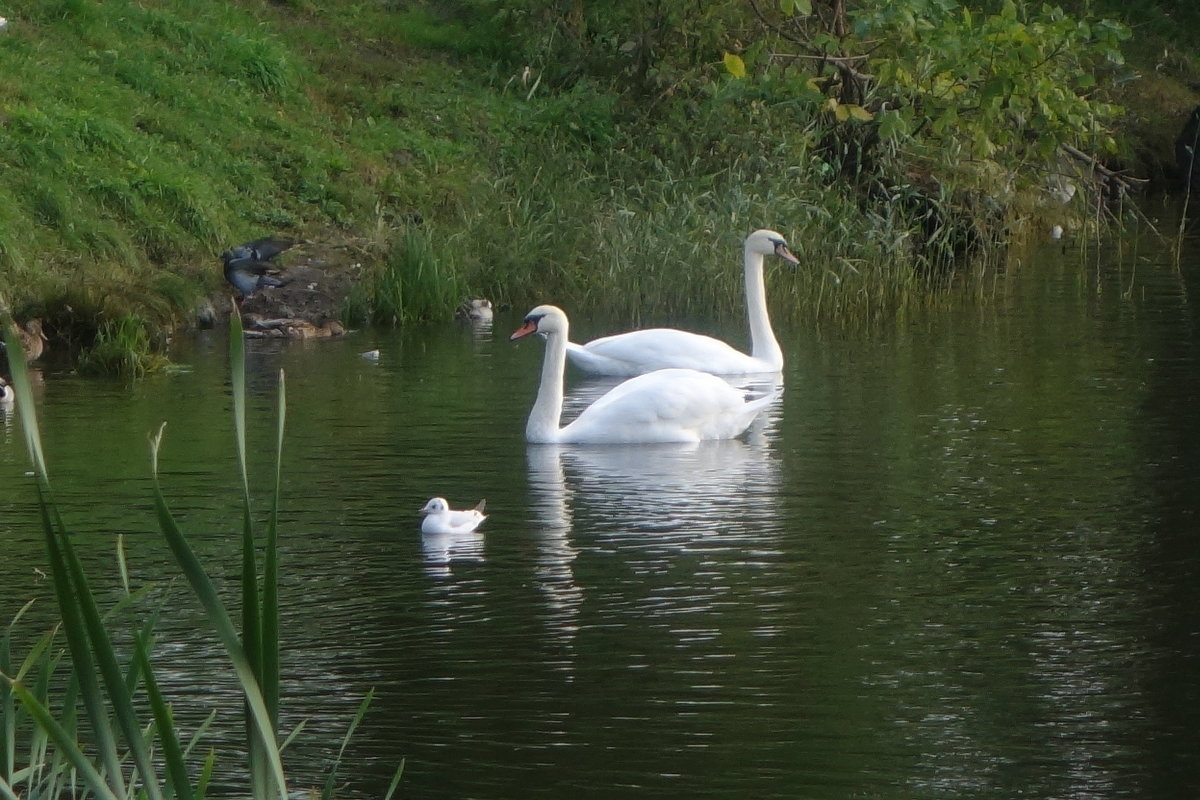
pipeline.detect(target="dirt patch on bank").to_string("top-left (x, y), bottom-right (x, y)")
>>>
top-left (203, 239), bottom-right (366, 331)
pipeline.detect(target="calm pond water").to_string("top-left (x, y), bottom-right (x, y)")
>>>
top-left (3, 217), bottom-right (1200, 798)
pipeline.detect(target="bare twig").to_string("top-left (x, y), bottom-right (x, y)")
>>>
top-left (1060, 143), bottom-right (1148, 194)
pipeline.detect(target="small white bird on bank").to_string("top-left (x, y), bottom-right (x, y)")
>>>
top-left (420, 497), bottom-right (488, 534)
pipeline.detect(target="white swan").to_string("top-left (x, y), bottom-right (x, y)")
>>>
top-left (511, 305), bottom-right (779, 444)
top-left (0, 377), bottom-right (13, 405)
top-left (564, 229), bottom-right (800, 376)
top-left (420, 497), bottom-right (487, 534)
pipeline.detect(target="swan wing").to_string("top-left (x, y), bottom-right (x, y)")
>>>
top-left (568, 329), bottom-right (771, 376)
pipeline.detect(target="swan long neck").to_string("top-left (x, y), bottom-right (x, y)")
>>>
top-left (744, 246), bottom-right (782, 368)
top-left (528, 327), bottom-right (567, 443)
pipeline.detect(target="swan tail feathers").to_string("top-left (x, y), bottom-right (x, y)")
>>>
top-left (746, 388), bottom-right (782, 413)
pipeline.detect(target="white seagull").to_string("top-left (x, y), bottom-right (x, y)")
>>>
top-left (420, 497), bottom-right (488, 534)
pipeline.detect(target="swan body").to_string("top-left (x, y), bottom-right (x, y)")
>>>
top-left (0, 377), bottom-right (13, 405)
top-left (420, 497), bottom-right (487, 534)
top-left (511, 305), bottom-right (778, 444)
top-left (565, 229), bottom-right (799, 377)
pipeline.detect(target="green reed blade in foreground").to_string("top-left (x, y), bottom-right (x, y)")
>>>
top-left (228, 304), bottom-right (275, 797)
top-left (0, 605), bottom-right (25, 784)
top-left (35, 486), bottom-right (126, 798)
top-left (262, 368), bottom-right (285, 728)
top-left (2, 322), bottom-right (46, 482)
top-left (384, 761), bottom-right (405, 800)
top-left (4, 607), bottom-right (51, 795)
top-left (229, 306), bottom-right (263, 689)
top-left (0, 678), bottom-right (121, 800)
top-left (0, 604), bottom-right (29, 785)
top-left (320, 689), bottom-right (374, 800)
top-left (0, 772), bottom-right (20, 800)
top-left (229, 301), bottom-right (250, 499)
top-left (148, 426), bottom-right (289, 800)
top-left (133, 631), bottom-right (192, 800)
top-left (43, 496), bottom-right (165, 800)
top-left (3, 307), bottom-right (381, 800)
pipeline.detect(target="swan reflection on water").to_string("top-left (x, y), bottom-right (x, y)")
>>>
top-left (548, 439), bottom-right (780, 533)
top-left (524, 416), bottom-right (783, 673)
top-left (528, 374), bottom-right (782, 539)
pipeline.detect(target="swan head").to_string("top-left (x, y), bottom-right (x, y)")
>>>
top-left (746, 229), bottom-right (800, 265)
top-left (420, 497), bottom-right (450, 515)
top-left (510, 304), bottom-right (567, 341)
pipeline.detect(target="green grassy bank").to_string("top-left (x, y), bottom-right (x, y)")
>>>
top-left (0, 0), bottom-right (1196, 364)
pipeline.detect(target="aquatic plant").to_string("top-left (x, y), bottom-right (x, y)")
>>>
top-left (77, 313), bottom-right (170, 378)
top-left (0, 310), bottom-right (401, 799)
top-left (344, 226), bottom-right (466, 326)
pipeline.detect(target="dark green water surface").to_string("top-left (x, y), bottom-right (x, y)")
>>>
top-left (3, 228), bottom-right (1200, 798)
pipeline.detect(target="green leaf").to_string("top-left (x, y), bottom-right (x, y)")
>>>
top-left (973, 128), bottom-right (997, 157)
top-left (722, 52), bottom-right (746, 79)
top-left (847, 104), bottom-right (874, 121)
top-left (876, 110), bottom-right (909, 141)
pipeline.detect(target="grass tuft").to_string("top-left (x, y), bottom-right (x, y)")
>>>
top-left (345, 226), bottom-right (466, 325)
top-left (77, 314), bottom-right (170, 378)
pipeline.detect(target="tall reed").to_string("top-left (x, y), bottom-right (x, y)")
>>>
top-left (0, 309), bottom-right (399, 799)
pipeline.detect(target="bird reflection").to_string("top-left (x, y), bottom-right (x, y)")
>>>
top-left (420, 527), bottom-right (485, 579)
top-left (457, 299), bottom-right (495, 343)
top-left (561, 438), bottom-right (777, 533)
top-left (525, 413), bottom-right (782, 674)
top-left (526, 445), bottom-right (583, 678)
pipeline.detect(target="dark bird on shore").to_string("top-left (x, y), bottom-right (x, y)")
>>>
top-left (221, 237), bottom-right (294, 297)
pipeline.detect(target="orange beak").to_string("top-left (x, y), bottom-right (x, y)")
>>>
top-left (510, 320), bottom-right (538, 341)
